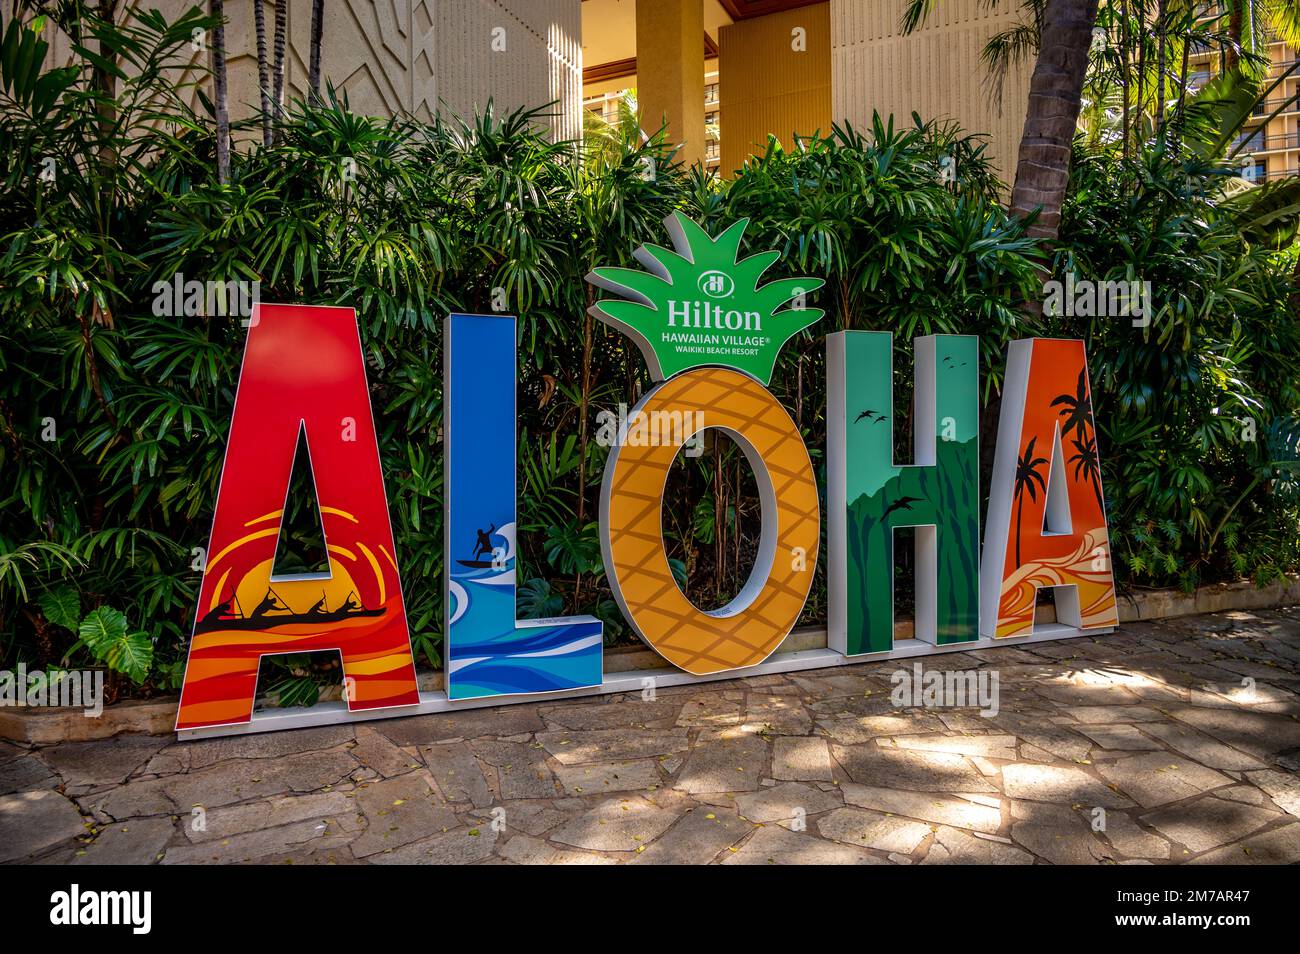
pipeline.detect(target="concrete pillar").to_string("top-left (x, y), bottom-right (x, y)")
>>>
top-left (636, 0), bottom-right (705, 168)
top-left (719, 5), bottom-right (831, 176)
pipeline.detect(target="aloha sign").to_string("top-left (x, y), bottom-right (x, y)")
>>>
top-left (175, 214), bottom-right (1116, 735)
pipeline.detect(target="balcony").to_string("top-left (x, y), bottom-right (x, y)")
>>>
top-left (1235, 132), bottom-right (1300, 154)
top-left (1252, 97), bottom-right (1300, 116)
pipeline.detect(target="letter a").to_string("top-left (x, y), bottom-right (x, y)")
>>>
top-left (176, 304), bottom-right (418, 729)
top-left (981, 338), bottom-right (1117, 638)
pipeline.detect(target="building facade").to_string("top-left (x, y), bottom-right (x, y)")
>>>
top-left (34, 0), bottom-right (1032, 177)
top-left (581, 0), bottom-right (1030, 182)
top-left (1190, 36), bottom-right (1300, 182)
top-left (43, 0), bottom-right (584, 141)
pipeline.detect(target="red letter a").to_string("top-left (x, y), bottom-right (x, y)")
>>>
top-left (176, 304), bottom-right (418, 730)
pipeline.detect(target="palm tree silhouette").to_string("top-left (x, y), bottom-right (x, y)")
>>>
top-left (1050, 370), bottom-right (1094, 442)
top-left (1013, 436), bottom-right (1049, 568)
top-left (1051, 369), bottom-right (1106, 515)
top-left (1069, 432), bottom-right (1105, 514)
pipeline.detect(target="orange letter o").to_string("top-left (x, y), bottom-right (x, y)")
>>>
top-left (600, 368), bottom-right (819, 675)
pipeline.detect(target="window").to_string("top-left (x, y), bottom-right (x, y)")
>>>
top-left (1232, 128), bottom-right (1265, 152)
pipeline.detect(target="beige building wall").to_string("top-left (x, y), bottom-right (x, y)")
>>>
top-left (1190, 39), bottom-right (1300, 182)
top-left (830, 0), bottom-right (1031, 184)
top-left (40, 0), bottom-right (582, 140)
top-left (718, 3), bottom-right (832, 176)
top-left (433, 0), bottom-right (583, 140)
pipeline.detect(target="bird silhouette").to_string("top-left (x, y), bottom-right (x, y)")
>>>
top-left (854, 409), bottom-right (878, 423)
top-left (872, 414), bottom-right (889, 425)
top-left (883, 495), bottom-right (921, 517)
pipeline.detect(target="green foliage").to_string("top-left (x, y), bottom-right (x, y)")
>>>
top-left (1054, 143), bottom-right (1300, 590)
top-left (517, 577), bottom-right (563, 620)
top-left (1221, 177), bottom-right (1300, 247)
top-left (719, 116), bottom-right (1041, 399)
top-left (75, 606), bottom-right (152, 683)
top-left (36, 583), bottom-right (79, 631)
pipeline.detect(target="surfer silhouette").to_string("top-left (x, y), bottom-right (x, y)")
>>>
top-left (472, 524), bottom-right (497, 561)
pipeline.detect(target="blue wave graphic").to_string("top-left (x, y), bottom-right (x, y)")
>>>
top-left (448, 557), bottom-right (602, 700)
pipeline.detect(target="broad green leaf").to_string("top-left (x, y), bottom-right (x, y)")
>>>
top-left (38, 585), bottom-right (80, 631)
top-left (78, 606), bottom-right (128, 654)
top-left (101, 631), bottom-right (153, 685)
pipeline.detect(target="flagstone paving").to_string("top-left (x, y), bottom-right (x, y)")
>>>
top-left (4, 606), bottom-right (1300, 864)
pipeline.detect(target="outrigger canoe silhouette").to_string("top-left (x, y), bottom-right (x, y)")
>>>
top-left (195, 587), bottom-right (383, 634)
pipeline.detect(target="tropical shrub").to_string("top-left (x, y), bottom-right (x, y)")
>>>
top-left (1054, 143), bottom-right (1300, 590)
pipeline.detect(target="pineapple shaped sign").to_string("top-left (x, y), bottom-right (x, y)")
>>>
top-left (588, 213), bottom-right (825, 675)
top-left (587, 213), bottom-right (824, 384)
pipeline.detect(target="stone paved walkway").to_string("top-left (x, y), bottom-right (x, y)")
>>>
top-left (3, 607), bottom-right (1300, 865)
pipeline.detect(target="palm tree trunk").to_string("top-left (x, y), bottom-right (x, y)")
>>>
top-left (308, 0), bottom-right (324, 101)
top-left (209, 0), bottom-right (230, 185)
top-left (1155, 0), bottom-right (1168, 138)
top-left (1174, 23), bottom-right (1191, 147)
top-left (577, 288), bottom-right (595, 528)
top-left (572, 286), bottom-right (596, 610)
top-left (94, 0), bottom-right (120, 184)
top-left (271, 0), bottom-right (288, 142)
top-left (714, 437), bottom-right (723, 601)
top-left (1227, 0), bottom-right (1243, 71)
top-left (1015, 491), bottom-right (1024, 567)
top-left (734, 458), bottom-right (741, 587)
top-left (254, 0), bottom-right (273, 147)
top-left (1120, 0), bottom-right (1132, 158)
top-left (1009, 0), bottom-right (1101, 240)
top-left (1136, 1), bottom-right (1147, 136)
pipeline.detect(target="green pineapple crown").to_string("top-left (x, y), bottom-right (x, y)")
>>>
top-left (586, 212), bottom-right (824, 385)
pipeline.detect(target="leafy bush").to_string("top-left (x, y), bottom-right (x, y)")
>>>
top-left (1054, 143), bottom-right (1300, 589)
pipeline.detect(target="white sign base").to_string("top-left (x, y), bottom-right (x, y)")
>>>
top-left (177, 623), bottom-right (1114, 740)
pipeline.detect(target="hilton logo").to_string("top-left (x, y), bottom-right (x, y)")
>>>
top-left (698, 270), bottom-right (734, 298)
